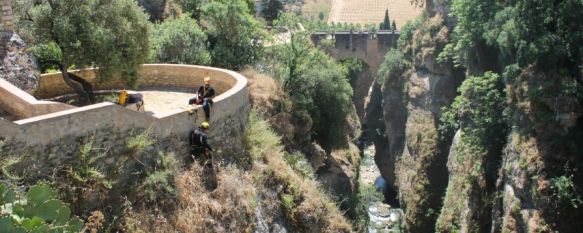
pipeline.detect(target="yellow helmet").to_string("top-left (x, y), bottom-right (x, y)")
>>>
top-left (204, 77), bottom-right (211, 84)
top-left (201, 122), bottom-right (210, 129)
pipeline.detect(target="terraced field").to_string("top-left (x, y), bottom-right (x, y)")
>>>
top-left (323, 0), bottom-right (421, 28)
top-left (301, 0), bottom-right (334, 21)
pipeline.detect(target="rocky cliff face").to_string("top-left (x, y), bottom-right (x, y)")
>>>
top-left (375, 10), bottom-right (463, 231)
top-left (376, 0), bottom-right (583, 231)
top-left (244, 69), bottom-right (363, 218)
top-left (491, 66), bottom-right (583, 233)
top-left (0, 32), bottom-right (39, 93)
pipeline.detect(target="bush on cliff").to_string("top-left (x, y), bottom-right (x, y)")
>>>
top-left (377, 50), bottom-right (406, 84)
top-left (263, 33), bottom-right (354, 148)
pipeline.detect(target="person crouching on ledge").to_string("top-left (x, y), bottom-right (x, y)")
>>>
top-left (188, 77), bottom-right (215, 120)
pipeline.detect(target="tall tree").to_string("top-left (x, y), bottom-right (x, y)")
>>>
top-left (23, 0), bottom-right (150, 105)
top-left (261, 0), bottom-right (284, 25)
top-left (202, 0), bottom-right (265, 70)
top-left (392, 20), bottom-right (397, 30)
top-left (380, 9), bottom-right (390, 30)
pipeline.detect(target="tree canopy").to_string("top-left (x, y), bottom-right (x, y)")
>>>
top-left (149, 16), bottom-right (211, 65)
top-left (202, 0), bottom-right (265, 70)
top-left (440, 0), bottom-right (583, 76)
top-left (21, 0), bottom-right (150, 104)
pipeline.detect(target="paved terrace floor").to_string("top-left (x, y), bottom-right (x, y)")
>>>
top-left (138, 89), bottom-right (196, 116)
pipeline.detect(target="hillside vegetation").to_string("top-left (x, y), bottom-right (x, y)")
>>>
top-left (2, 0), bottom-right (371, 232)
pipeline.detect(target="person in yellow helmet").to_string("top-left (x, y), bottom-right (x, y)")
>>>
top-left (190, 121), bottom-right (213, 160)
top-left (188, 77), bottom-right (215, 120)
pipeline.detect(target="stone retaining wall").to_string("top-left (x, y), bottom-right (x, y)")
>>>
top-left (0, 78), bottom-right (75, 120)
top-left (0, 64), bottom-right (249, 163)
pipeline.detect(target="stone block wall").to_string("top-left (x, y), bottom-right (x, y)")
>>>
top-left (0, 64), bottom-right (249, 169)
top-left (311, 31), bottom-right (399, 73)
top-left (0, 0), bottom-right (13, 32)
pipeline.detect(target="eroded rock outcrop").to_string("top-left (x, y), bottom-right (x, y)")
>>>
top-left (435, 72), bottom-right (507, 233)
top-left (0, 32), bottom-right (39, 93)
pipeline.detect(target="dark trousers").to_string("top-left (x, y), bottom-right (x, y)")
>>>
top-left (188, 97), bottom-right (213, 120)
top-left (191, 146), bottom-right (211, 162)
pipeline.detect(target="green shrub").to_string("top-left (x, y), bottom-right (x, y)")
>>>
top-left (439, 72), bottom-right (506, 143)
top-left (551, 172), bottom-right (582, 208)
top-left (135, 153), bottom-right (178, 206)
top-left (32, 42), bottom-right (62, 73)
top-left (283, 152), bottom-right (314, 180)
top-left (242, 111), bottom-right (282, 161)
top-left (397, 13), bottom-right (424, 51)
top-left (126, 131), bottom-right (156, 152)
top-left (70, 137), bottom-right (111, 189)
top-left (341, 58), bottom-right (367, 88)
top-left (377, 50), bottom-right (406, 84)
top-left (202, 0), bottom-right (265, 70)
top-left (0, 183), bottom-right (84, 232)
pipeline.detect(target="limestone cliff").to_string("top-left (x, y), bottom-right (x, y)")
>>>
top-left (435, 72), bottom-right (507, 233)
top-left (376, 8), bottom-right (463, 231)
top-left (377, 0), bottom-right (583, 231)
top-left (491, 66), bottom-right (583, 233)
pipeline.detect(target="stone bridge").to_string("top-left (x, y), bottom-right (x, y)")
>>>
top-left (311, 30), bottom-right (399, 119)
top-left (311, 30), bottom-right (399, 73)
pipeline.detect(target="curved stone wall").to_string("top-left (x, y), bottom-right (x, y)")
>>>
top-left (0, 64), bottom-right (249, 159)
top-left (36, 64), bottom-right (239, 99)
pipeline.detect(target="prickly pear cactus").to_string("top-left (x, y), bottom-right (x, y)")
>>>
top-left (0, 183), bottom-right (84, 233)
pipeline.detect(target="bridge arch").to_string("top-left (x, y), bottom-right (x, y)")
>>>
top-left (312, 31), bottom-right (399, 120)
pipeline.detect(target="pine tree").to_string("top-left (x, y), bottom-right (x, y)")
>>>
top-left (262, 0), bottom-right (284, 25)
top-left (392, 20), bottom-right (397, 30)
